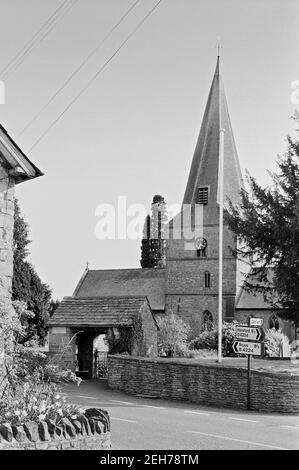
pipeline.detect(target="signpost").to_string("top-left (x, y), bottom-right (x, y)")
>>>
top-left (233, 340), bottom-right (264, 356)
top-left (236, 326), bottom-right (264, 342)
top-left (249, 318), bottom-right (264, 327)
top-left (234, 318), bottom-right (265, 410)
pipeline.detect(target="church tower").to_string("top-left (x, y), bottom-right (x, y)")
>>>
top-left (165, 56), bottom-right (243, 336)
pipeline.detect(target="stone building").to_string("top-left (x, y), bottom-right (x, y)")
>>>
top-left (49, 56), bottom-right (295, 374)
top-left (0, 124), bottom-right (42, 379)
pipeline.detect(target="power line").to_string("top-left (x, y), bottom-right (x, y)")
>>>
top-left (17, 0), bottom-right (141, 138)
top-left (0, 0), bottom-right (78, 80)
top-left (27, 0), bottom-right (164, 154)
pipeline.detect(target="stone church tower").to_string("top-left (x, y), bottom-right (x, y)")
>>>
top-left (165, 56), bottom-right (243, 336)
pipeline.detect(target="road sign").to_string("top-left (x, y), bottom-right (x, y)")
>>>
top-left (249, 318), bottom-right (263, 327)
top-left (233, 340), bottom-right (263, 356)
top-left (236, 326), bottom-right (264, 341)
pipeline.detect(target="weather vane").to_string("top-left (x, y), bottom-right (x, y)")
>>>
top-left (216, 36), bottom-right (223, 57)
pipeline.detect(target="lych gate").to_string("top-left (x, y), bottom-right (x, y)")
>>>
top-left (48, 296), bottom-right (158, 379)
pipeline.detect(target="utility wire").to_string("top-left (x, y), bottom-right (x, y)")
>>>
top-left (27, 0), bottom-right (163, 154)
top-left (17, 0), bottom-right (141, 138)
top-left (0, 0), bottom-right (78, 80)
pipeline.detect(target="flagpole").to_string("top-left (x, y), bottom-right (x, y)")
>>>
top-left (218, 126), bottom-right (225, 363)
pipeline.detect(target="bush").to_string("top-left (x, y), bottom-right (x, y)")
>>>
top-left (265, 328), bottom-right (291, 357)
top-left (0, 382), bottom-right (84, 426)
top-left (158, 313), bottom-right (190, 357)
top-left (189, 322), bottom-right (239, 357)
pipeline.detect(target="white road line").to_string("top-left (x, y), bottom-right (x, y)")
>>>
top-left (74, 395), bottom-right (97, 400)
top-left (280, 425), bottom-right (299, 430)
top-left (187, 430), bottom-right (288, 450)
top-left (184, 410), bottom-right (211, 416)
top-left (229, 417), bottom-right (260, 423)
top-left (111, 417), bottom-right (137, 424)
top-left (142, 405), bottom-right (165, 409)
top-left (109, 399), bottom-right (135, 406)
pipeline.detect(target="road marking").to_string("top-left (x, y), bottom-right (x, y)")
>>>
top-left (109, 399), bottom-right (135, 406)
top-left (111, 417), bottom-right (137, 424)
top-left (184, 410), bottom-right (211, 417)
top-left (187, 430), bottom-right (288, 450)
top-left (229, 417), bottom-right (260, 423)
top-left (280, 425), bottom-right (299, 430)
top-left (142, 405), bottom-right (165, 409)
top-left (74, 395), bottom-right (97, 400)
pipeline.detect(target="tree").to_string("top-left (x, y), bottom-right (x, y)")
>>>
top-left (225, 133), bottom-right (299, 335)
top-left (140, 195), bottom-right (168, 268)
top-left (12, 200), bottom-right (52, 343)
top-left (157, 312), bottom-right (190, 357)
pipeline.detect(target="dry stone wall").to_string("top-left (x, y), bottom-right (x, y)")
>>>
top-left (0, 408), bottom-right (111, 450)
top-left (108, 355), bottom-right (299, 413)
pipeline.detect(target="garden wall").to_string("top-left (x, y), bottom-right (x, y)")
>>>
top-left (0, 408), bottom-right (111, 450)
top-left (108, 355), bottom-right (299, 413)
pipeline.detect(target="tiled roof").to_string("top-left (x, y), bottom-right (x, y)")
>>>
top-left (0, 124), bottom-right (43, 183)
top-left (73, 268), bottom-right (166, 311)
top-left (48, 296), bottom-right (148, 327)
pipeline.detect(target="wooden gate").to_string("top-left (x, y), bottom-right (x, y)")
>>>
top-left (93, 350), bottom-right (108, 379)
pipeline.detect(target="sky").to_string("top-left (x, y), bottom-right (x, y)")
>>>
top-left (0, 0), bottom-right (299, 300)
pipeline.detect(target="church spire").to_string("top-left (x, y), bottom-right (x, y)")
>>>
top-left (183, 56), bottom-right (243, 224)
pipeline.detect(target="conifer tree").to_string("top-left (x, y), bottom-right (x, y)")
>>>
top-left (225, 133), bottom-right (299, 335)
top-left (12, 199), bottom-right (52, 343)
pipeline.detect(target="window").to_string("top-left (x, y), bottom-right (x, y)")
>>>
top-left (269, 314), bottom-right (280, 331)
top-left (197, 247), bottom-right (207, 257)
top-left (197, 186), bottom-right (209, 205)
top-left (204, 271), bottom-right (211, 288)
top-left (203, 311), bottom-right (213, 331)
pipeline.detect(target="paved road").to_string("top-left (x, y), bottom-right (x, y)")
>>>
top-left (62, 380), bottom-right (299, 450)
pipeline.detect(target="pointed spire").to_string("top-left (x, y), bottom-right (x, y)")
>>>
top-left (182, 55), bottom-right (243, 224)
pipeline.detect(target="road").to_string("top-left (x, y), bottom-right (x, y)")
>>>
top-left (62, 380), bottom-right (299, 450)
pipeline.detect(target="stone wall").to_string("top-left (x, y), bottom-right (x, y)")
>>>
top-left (0, 159), bottom-right (15, 387)
top-left (0, 408), bottom-right (111, 450)
top-left (47, 327), bottom-right (77, 371)
top-left (165, 222), bottom-right (238, 335)
top-left (131, 300), bottom-right (158, 357)
top-left (108, 355), bottom-right (299, 413)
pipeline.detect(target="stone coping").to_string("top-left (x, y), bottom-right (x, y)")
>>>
top-left (108, 354), bottom-right (299, 378)
top-left (0, 408), bottom-right (111, 450)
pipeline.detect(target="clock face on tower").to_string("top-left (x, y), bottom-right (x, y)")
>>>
top-left (194, 237), bottom-right (207, 251)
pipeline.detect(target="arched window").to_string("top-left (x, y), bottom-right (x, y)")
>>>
top-left (204, 271), bottom-right (211, 288)
top-left (203, 311), bottom-right (213, 331)
top-left (269, 314), bottom-right (280, 331)
top-left (197, 247), bottom-right (207, 257)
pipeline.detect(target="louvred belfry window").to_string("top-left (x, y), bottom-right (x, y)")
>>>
top-left (197, 186), bottom-right (209, 205)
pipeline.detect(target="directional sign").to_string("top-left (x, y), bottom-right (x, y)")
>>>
top-left (236, 326), bottom-right (264, 341)
top-left (249, 318), bottom-right (263, 327)
top-left (233, 341), bottom-right (263, 356)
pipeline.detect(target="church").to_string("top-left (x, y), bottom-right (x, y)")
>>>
top-left (49, 56), bottom-right (294, 374)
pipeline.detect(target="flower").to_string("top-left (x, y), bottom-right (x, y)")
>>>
top-left (71, 415), bottom-right (77, 420)
top-left (38, 414), bottom-right (46, 421)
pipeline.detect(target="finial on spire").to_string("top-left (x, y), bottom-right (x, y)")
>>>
top-left (216, 36), bottom-right (223, 58)
top-left (86, 261), bottom-right (89, 270)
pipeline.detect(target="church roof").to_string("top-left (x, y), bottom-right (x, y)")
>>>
top-left (73, 268), bottom-right (166, 311)
top-left (49, 296), bottom-right (150, 327)
top-left (183, 57), bottom-right (243, 223)
top-left (236, 269), bottom-right (280, 310)
top-left (0, 124), bottom-right (43, 183)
